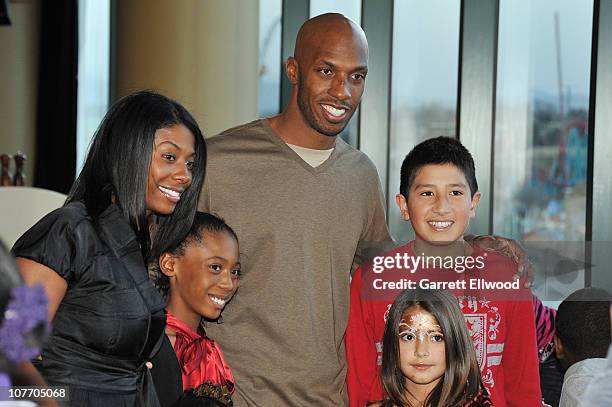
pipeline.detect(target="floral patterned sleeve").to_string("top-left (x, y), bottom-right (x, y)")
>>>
top-left (465, 387), bottom-right (494, 407)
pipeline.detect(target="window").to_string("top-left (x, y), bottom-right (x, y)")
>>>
top-left (493, 0), bottom-right (594, 301)
top-left (388, 0), bottom-right (461, 243)
top-left (76, 0), bottom-right (111, 172)
top-left (258, 0), bottom-right (282, 117)
top-left (310, 0), bottom-right (361, 24)
top-left (493, 0), bottom-right (593, 242)
top-left (261, 1), bottom-right (608, 291)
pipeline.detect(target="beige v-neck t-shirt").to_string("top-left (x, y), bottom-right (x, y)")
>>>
top-left (199, 119), bottom-right (391, 407)
top-left (286, 142), bottom-right (334, 168)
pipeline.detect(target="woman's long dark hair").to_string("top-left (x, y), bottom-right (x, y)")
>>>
top-left (380, 289), bottom-right (485, 407)
top-left (67, 90), bottom-right (206, 260)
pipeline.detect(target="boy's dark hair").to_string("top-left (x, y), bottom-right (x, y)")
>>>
top-left (67, 90), bottom-right (207, 262)
top-left (152, 212), bottom-right (239, 296)
top-left (399, 136), bottom-right (478, 198)
top-left (555, 287), bottom-right (612, 360)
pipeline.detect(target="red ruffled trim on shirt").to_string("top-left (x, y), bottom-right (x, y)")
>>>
top-left (166, 311), bottom-right (235, 393)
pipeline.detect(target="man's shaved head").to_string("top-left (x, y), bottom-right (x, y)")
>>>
top-left (281, 13), bottom-right (369, 140)
top-left (294, 13), bottom-right (368, 62)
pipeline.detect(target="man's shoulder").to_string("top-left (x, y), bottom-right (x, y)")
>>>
top-left (567, 358), bottom-right (609, 380)
top-left (216, 119), bottom-right (266, 138)
top-left (335, 138), bottom-right (378, 171)
top-left (207, 119), bottom-right (271, 149)
top-left (561, 359), bottom-right (605, 405)
top-left (333, 140), bottom-right (383, 197)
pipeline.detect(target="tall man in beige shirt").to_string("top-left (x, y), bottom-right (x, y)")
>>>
top-left (199, 13), bottom-right (392, 406)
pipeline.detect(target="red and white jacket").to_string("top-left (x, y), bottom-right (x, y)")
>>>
top-left (346, 242), bottom-right (542, 407)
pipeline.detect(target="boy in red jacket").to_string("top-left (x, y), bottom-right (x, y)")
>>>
top-left (346, 137), bottom-right (541, 407)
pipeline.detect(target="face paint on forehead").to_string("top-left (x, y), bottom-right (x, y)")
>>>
top-left (398, 311), bottom-right (442, 341)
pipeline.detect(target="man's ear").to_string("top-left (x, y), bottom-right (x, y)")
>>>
top-left (395, 194), bottom-right (410, 221)
top-left (469, 191), bottom-right (482, 219)
top-left (159, 253), bottom-right (177, 277)
top-left (286, 57), bottom-right (298, 84)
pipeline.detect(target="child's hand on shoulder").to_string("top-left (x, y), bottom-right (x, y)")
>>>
top-left (465, 234), bottom-right (534, 288)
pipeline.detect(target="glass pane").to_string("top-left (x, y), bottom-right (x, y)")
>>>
top-left (494, 0), bottom-right (594, 302)
top-left (310, 0), bottom-right (361, 24)
top-left (388, 0), bottom-right (461, 243)
top-left (258, 0), bottom-right (282, 117)
top-left (494, 0), bottom-right (593, 242)
top-left (77, 0), bottom-right (111, 172)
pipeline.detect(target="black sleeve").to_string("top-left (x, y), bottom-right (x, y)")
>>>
top-left (11, 206), bottom-right (81, 282)
top-left (151, 335), bottom-right (184, 407)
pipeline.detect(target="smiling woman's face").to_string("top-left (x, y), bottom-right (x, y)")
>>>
top-left (145, 124), bottom-right (196, 216)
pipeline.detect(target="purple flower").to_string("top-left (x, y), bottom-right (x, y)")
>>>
top-left (0, 284), bottom-right (50, 364)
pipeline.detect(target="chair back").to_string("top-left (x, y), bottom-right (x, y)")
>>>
top-left (0, 187), bottom-right (67, 248)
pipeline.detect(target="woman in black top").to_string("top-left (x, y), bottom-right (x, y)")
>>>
top-left (12, 91), bottom-right (206, 407)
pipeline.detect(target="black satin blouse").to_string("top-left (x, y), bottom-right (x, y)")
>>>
top-left (12, 202), bottom-right (166, 407)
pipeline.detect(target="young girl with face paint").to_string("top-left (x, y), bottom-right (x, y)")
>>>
top-left (152, 212), bottom-right (240, 406)
top-left (373, 289), bottom-right (492, 407)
